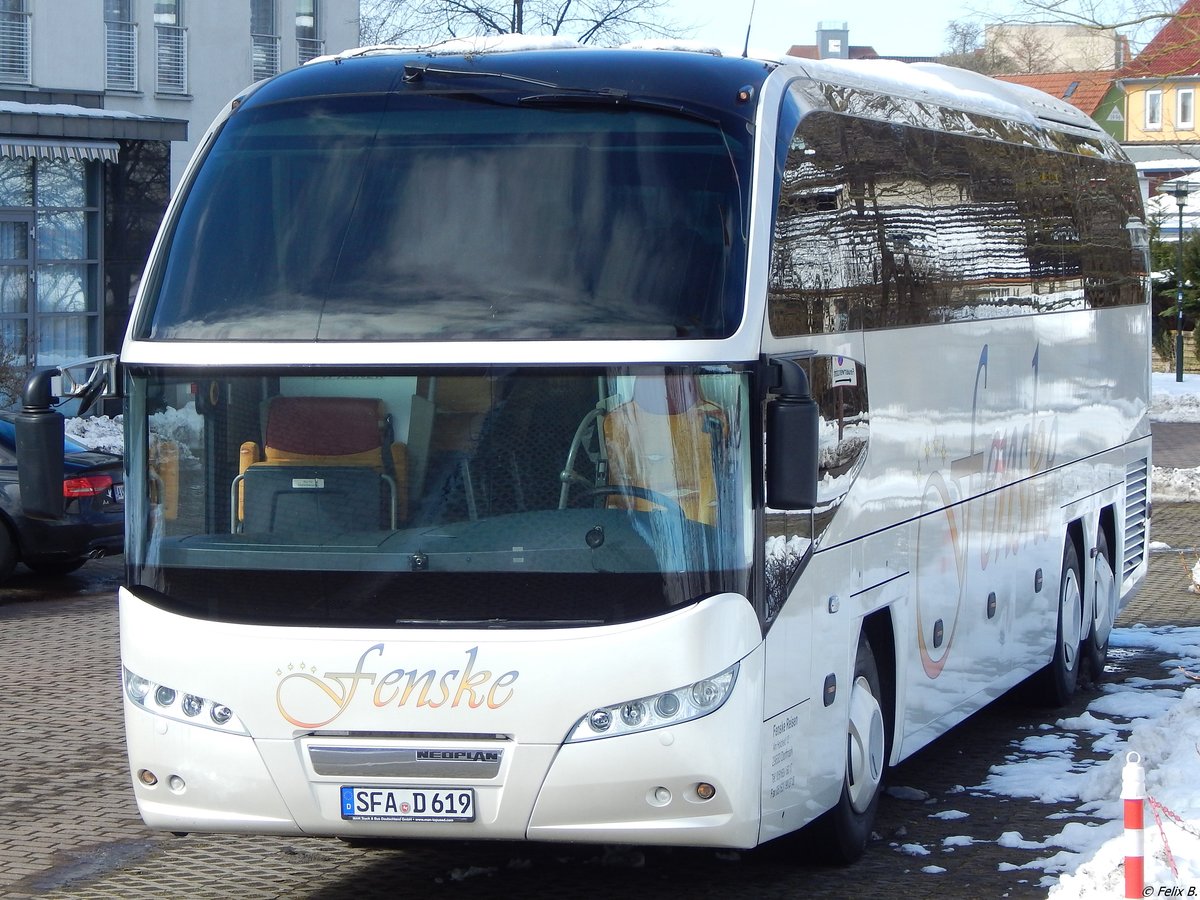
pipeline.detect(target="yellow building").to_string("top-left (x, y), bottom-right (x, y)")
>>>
top-left (1120, 0), bottom-right (1200, 143)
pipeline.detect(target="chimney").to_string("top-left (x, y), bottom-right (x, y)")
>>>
top-left (817, 20), bottom-right (850, 59)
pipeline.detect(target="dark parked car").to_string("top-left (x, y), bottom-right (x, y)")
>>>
top-left (0, 411), bottom-right (124, 582)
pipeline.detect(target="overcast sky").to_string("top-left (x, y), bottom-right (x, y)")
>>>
top-left (661, 0), bottom-right (1000, 58)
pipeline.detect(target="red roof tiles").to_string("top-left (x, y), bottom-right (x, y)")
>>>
top-left (994, 70), bottom-right (1115, 115)
top-left (1122, 0), bottom-right (1200, 78)
top-left (786, 44), bottom-right (879, 60)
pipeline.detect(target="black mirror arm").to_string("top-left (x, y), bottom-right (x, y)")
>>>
top-left (22, 367), bottom-right (61, 412)
top-left (771, 356), bottom-right (812, 401)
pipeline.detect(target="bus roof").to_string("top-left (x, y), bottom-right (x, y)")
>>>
top-left (249, 37), bottom-right (1111, 150)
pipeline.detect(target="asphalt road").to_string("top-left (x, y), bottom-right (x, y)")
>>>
top-left (1, 524), bottom-right (1198, 900)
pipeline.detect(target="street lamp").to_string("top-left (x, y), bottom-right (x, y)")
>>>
top-left (1163, 180), bottom-right (1192, 382)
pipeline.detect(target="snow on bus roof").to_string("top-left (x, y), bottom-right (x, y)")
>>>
top-left (313, 34), bottom-right (584, 64)
top-left (619, 39), bottom-right (725, 56)
top-left (779, 56), bottom-right (1101, 133)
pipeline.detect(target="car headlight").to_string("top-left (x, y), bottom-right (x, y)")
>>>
top-left (565, 663), bottom-right (738, 743)
top-left (123, 667), bottom-right (247, 735)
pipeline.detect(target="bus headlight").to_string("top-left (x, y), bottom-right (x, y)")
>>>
top-left (126, 673), bottom-right (151, 703)
top-left (123, 667), bottom-right (248, 735)
top-left (565, 663), bottom-right (739, 743)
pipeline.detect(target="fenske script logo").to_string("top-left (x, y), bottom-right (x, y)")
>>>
top-left (276, 644), bottom-right (520, 728)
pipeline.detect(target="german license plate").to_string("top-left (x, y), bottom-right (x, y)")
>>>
top-left (113, 483), bottom-right (125, 502)
top-left (340, 786), bottom-right (475, 822)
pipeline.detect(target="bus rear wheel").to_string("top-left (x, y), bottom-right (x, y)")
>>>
top-left (1083, 530), bottom-right (1116, 683)
top-left (810, 634), bottom-right (886, 863)
top-left (1035, 539), bottom-right (1084, 706)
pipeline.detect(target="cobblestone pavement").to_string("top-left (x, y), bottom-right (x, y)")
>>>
top-left (1, 502), bottom-right (1198, 900)
top-left (1150, 421), bottom-right (1200, 470)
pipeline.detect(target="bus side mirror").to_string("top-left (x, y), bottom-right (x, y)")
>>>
top-left (58, 354), bottom-right (121, 416)
top-left (766, 357), bottom-right (819, 511)
top-left (15, 368), bottom-right (65, 520)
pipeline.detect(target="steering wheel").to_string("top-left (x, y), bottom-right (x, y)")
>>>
top-left (568, 484), bottom-right (687, 517)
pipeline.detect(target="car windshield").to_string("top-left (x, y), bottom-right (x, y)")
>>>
top-left (136, 92), bottom-right (749, 342)
top-left (125, 367), bottom-right (753, 627)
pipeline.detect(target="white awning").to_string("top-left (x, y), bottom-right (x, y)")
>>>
top-left (0, 138), bottom-right (121, 163)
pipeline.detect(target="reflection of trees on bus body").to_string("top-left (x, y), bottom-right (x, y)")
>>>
top-left (767, 94), bottom-right (1144, 339)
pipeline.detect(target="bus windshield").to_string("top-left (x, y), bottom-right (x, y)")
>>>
top-left (126, 367), bottom-right (753, 627)
top-left (136, 91), bottom-right (749, 342)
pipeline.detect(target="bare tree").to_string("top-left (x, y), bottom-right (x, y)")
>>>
top-left (944, 18), bottom-right (986, 57)
top-left (1000, 0), bottom-right (1185, 52)
top-left (939, 19), bottom-right (1017, 73)
top-left (941, 11), bottom-right (1138, 74)
top-left (1003, 0), bottom-right (1168, 30)
top-left (359, 0), bottom-right (686, 47)
top-left (989, 24), bottom-right (1064, 71)
top-left (0, 337), bottom-right (28, 409)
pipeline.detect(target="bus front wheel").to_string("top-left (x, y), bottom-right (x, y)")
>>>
top-left (810, 634), bottom-right (886, 863)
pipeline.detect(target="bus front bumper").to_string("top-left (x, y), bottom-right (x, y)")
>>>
top-left (124, 669), bottom-right (763, 848)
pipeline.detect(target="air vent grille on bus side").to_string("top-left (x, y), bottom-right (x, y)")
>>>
top-left (1123, 458), bottom-right (1149, 582)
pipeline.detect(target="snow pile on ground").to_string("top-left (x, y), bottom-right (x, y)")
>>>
top-left (65, 402), bottom-right (203, 457)
top-left (1151, 371), bottom-right (1200, 422)
top-left (1149, 372), bottom-right (1200, 501)
top-left (967, 625), bottom-right (1200, 895)
top-left (147, 401), bottom-right (203, 455)
top-left (1050, 687), bottom-right (1200, 897)
top-left (65, 414), bottom-right (123, 455)
top-left (1154, 466), bottom-right (1200, 502)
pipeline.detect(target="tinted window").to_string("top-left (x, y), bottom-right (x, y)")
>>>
top-left (769, 103), bottom-right (1146, 336)
top-left (140, 94), bottom-right (749, 342)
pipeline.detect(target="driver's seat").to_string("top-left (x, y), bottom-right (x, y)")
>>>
top-left (601, 375), bottom-right (724, 525)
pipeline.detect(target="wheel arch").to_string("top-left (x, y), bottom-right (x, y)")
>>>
top-left (1098, 505), bottom-right (1116, 563)
top-left (1079, 506), bottom-right (1117, 643)
top-left (1065, 517), bottom-right (1085, 572)
top-left (861, 608), bottom-right (896, 766)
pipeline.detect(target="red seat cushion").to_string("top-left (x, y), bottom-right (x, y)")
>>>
top-left (264, 396), bottom-right (383, 457)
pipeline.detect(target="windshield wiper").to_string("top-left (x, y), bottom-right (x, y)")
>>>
top-left (402, 63), bottom-right (564, 90)
top-left (401, 63), bottom-right (706, 122)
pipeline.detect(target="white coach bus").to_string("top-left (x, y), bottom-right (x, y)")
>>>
top-left (19, 41), bottom-right (1151, 861)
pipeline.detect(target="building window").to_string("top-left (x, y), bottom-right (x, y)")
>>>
top-left (0, 0), bottom-right (30, 84)
top-left (252, 0), bottom-right (280, 81)
top-left (0, 157), bottom-right (102, 370)
top-left (105, 0), bottom-right (138, 91)
top-left (155, 0), bottom-right (188, 94)
top-left (1146, 90), bottom-right (1163, 130)
top-left (1179, 88), bottom-right (1195, 130)
top-left (296, 0), bottom-right (323, 65)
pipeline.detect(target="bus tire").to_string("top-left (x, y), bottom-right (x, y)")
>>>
top-left (1036, 539), bottom-right (1084, 706)
top-left (810, 634), bottom-right (886, 863)
top-left (0, 520), bottom-right (17, 583)
top-left (1083, 529), bottom-right (1116, 683)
